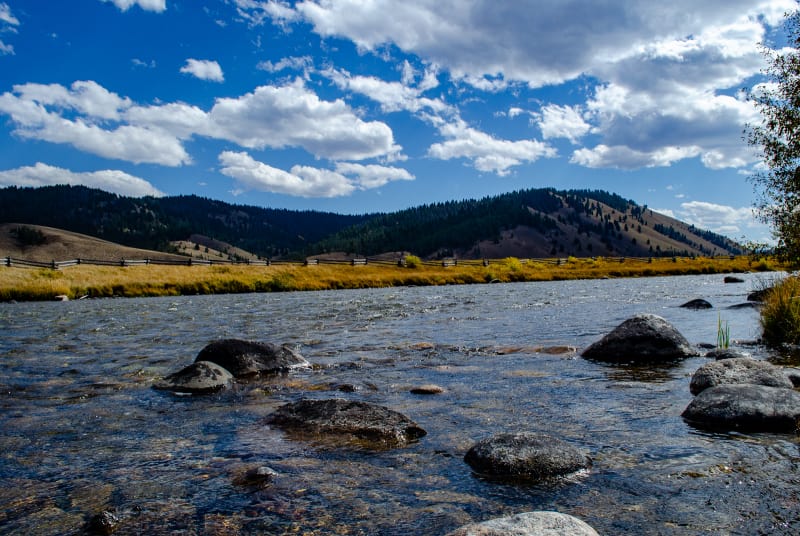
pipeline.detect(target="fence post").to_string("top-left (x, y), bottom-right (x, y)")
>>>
top-left (52, 260), bottom-right (57, 270)
top-left (5, 256), bottom-right (10, 267)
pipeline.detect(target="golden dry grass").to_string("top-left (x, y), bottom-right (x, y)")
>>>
top-left (0, 255), bottom-right (777, 302)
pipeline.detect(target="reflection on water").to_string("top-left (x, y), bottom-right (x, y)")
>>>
top-left (1, 273), bottom-right (799, 534)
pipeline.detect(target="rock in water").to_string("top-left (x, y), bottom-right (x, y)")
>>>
top-left (704, 348), bottom-right (750, 361)
top-left (680, 298), bottom-right (713, 309)
top-left (463, 432), bottom-right (590, 482)
top-left (682, 384), bottom-right (800, 433)
top-left (153, 361), bottom-right (233, 394)
top-left (195, 339), bottom-right (309, 377)
top-left (689, 358), bottom-right (793, 395)
top-left (581, 314), bottom-right (698, 363)
top-left (266, 398), bottom-right (426, 447)
top-left (445, 511), bottom-right (600, 536)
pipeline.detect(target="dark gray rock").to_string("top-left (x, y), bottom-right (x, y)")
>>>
top-left (680, 298), bottom-right (713, 309)
top-left (682, 384), bottom-right (800, 433)
top-left (196, 339), bottom-right (309, 377)
top-left (748, 288), bottom-right (772, 302)
top-left (266, 398), bottom-right (426, 447)
top-left (463, 432), bottom-right (590, 482)
top-left (689, 357), bottom-right (793, 395)
top-left (87, 510), bottom-right (120, 535)
top-left (581, 314), bottom-right (698, 363)
top-left (232, 465), bottom-right (278, 487)
top-left (724, 276), bottom-right (745, 283)
top-left (153, 361), bottom-right (233, 394)
top-left (785, 367), bottom-right (800, 388)
top-left (727, 302), bottom-right (761, 310)
top-left (705, 348), bottom-right (750, 360)
top-left (410, 384), bottom-right (445, 395)
top-left (444, 511), bottom-right (600, 536)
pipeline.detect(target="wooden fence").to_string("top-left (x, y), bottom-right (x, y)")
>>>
top-left (3, 254), bottom-right (740, 271)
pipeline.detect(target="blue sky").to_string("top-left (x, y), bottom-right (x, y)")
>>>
top-left (0, 0), bottom-right (794, 243)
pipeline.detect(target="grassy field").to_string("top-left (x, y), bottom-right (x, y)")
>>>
top-left (0, 255), bottom-right (779, 302)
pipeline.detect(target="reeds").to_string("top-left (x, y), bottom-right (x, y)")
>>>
top-left (759, 275), bottom-right (800, 346)
top-left (0, 255), bottom-right (769, 302)
top-left (717, 314), bottom-right (731, 349)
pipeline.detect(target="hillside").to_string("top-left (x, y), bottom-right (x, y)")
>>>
top-left (0, 185), bottom-right (742, 260)
top-left (0, 223), bottom-right (187, 263)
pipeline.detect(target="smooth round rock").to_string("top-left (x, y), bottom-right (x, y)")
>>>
top-left (689, 358), bottom-right (793, 395)
top-left (266, 398), bottom-right (426, 447)
top-left (464, 432), bottom-right (590, 481)
top-left (410, 384), bottom-right (445, 395)
top-left (680, 298), bottom-right (713, 309)
top-left (196, 339), bottom-right (309, 377)
top-left (682, 384), bottom-right (800, 433)
top-left (724, 276), bottom-right (745, 283)
top-left (153, 361), bottom-right (233, 394)
top-left (445, 511), bottom-right (600, 536)
top-left (581, 314), bottom-right (698, 363)
top-left (704, 348), bottom-right (751, 360)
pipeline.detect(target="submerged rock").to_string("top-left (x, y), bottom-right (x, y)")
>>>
top-left (410, 384), bottom-right (445, 395)
top-left (463, 432), bottom-right (590, 482)
top-left (196, 339), bottom-right (309, 377)
top-left (445, 511), bottom-right (600, 536)
top-left (153, 361), bottom-right (233, 394)
top-left (581, 314), bottom-right (698, 363)
top-left (705, 348), bottom-right (750, 361)
top-left (682, 384), bottom-right (800, 433)
top-left (680, 298), bottom-right (713, 309)
top-left (724, 276), bottom-right (745, 283)
top-left (266, 398), bottom-right (426, 447)
top-left (86, 510), bottom-right (120, 535)
top-left (747, 288), bottom-right (772, 302)
top-left (689, 358), bottom-right (794, 395)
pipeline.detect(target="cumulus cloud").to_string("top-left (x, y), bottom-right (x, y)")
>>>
top-left (428, 117), bottom-right (556, 176)
top-left (0, 162), bottom-right (163, 197)
top-left (334, 162), bottom-right (414, 189)
top-left (0, 79), bottom-right (401, 169)
top-left (248, 0), bottom-right (789, 173)
top-left (207, 81), bottom-right (400, 160)
top-left (0, 2), bottom-right (19, 25)
top-left (655, 200), bottom-right (764, 238)
top-left (257, 55), bottom-right (313, 74)
top-left (219, 151), bottom-right (355, 197)
top-left (180, 59), bottom-right (225, 82)
top-left (99, 0), bottom-right (166, 12)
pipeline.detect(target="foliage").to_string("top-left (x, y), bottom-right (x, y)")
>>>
top-left (746, 8), bottom-right (800, 267)
top-left (404, 255), bottom-right (422, 268)
top-left (717, 315), bottom-right (731, 349)
top-left (760, 276), bottom-right (800, 346)
top-left (11, 225), bottom-right (46, 247)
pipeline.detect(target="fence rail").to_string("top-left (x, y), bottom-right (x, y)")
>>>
top-left (3, 254), bottom-right (742, 271)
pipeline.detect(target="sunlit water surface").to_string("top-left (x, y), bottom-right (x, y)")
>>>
top-left (1, 273), bottom-right (799, 535)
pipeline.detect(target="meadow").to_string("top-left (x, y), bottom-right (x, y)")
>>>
top-left (0, 255), bottom-right (776, 302)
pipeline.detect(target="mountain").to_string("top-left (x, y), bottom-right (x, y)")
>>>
top-left (0, 185), bottom-right (741, 260)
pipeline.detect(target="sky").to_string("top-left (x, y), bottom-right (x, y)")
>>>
top-left (0, 0), bottom-right (795, 243)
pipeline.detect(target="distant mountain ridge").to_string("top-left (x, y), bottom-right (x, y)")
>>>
top-left (0, 185), bottom-right (742, 260)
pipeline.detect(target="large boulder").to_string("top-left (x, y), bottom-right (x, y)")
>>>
top-left (581, 314), bottom-right (698, 363)
top-left (689, 358), bottom-right (794, 395)
top-left (463, 432), bottom-right (590, 482)
top-left (266, 398), bottom-right (426, 448)
top-left (444, 511), bottom-right (599, 536)
top-left (153, 361), bottom-right (233, 394)
top-left (682, 384), bottom-right (800, 433)
top-left (195, 339), bottom-right (309, 377)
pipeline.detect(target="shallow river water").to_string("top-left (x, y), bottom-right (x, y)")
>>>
top-left (1, 273), bottom-right (799, 535)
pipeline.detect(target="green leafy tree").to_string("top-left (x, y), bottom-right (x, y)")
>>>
top-left (747, 8), bottom-right (800, 266)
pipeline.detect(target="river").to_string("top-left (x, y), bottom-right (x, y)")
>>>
top-left (1, 272), bottom-right (798, 535)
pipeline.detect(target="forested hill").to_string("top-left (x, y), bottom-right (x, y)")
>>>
top-left (0, 185), bottom-right (741, 259)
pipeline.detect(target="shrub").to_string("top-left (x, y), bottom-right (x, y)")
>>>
top-left (11, 225), bottom-right (46, 247)
top-left (404, 255), bottom-right (422, 268)
top-left (760, 276), bottom-right (800, 346)
top-left (502, 257), bottom-right (523, 272)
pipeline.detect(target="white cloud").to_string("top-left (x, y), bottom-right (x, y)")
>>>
top-left (0, 82), bottom-right (190, 166)
top-left (233, 0), bottom-right (299, 26)
top-left (99, 0), bottom-right (166, 13)
top-left (257, 55), bottom-right (313, 74)
top-left (668, 200), bottom-right (765, 238)
top-left (334, 162), bottom-right (414, 189)
top-left (0, 2), bottom-right (19, 25)
top-left (536, 104), bottom-right (590, 144)
top-left (0, 162), bottom-right (164, 197)
top-left (0, 40), bottom-right (12, 55)
top-left (207, 80), bottom-right (400, 160)
top-left (218, 151), bottom-right (355, 197)
top-left (252, 0), bottom-right (789, 173)
top-left (180, 59), bottom-right (224, 82)
top-left (428, 117), bottom-right (556, 176)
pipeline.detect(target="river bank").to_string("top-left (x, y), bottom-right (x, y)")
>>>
top-left (0, 255), bottom-right (777, 301)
